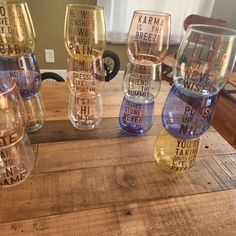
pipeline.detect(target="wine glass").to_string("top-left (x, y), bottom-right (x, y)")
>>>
top-left (161, 84), bottom-right (218, 140)
top-left (153, 126), bottom-right (201, 173)
top-left (64, 4), bottom-right (106, 60)
top-left (119, 96), bottom-right (154, 136)
top-left (67, 55), bottom-right (105, 95)
top-left (173, 24), bottom-right (236, 96)
top-left (127, 10), bottom-right (170, 65)
top-left (0, 134), bottom-right (36, 187)
top-left (0, 53), bottom-right (45, 133)
top-left (0, 1), bottom-right (35, 57)
top-left (0, 76), bottom-right (26, 142)
top-left (0, 53), bottom-right (41, 99)
top-left (68, 92), bottom-right (103, 130)
top-left (122, 60), bottom-right (161, 104)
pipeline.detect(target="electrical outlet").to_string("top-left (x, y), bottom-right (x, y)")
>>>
top-left (45, 49), bottom-right (55, 63)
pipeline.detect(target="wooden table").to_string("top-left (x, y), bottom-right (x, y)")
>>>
top-left (0, 72), bottom-right (236, 235)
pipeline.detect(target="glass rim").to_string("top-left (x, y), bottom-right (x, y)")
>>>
top-left (134, 10), bottom-right (171, 17)
top-left (0, 80), bottom-right (17, 96)
top-left (66, 4), bottom-right (104, 11)
top-left (188, 24), bottom-right (236, 37)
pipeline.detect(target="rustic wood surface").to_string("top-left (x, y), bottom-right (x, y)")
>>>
top-left (0, 72), bottom-right (236, 235)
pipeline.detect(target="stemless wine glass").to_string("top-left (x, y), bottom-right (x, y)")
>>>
top-left (67, 55), bottom-right (105, 95)
top-left (0, 53), bottom-right (41, 99)
top-left (0, 76), bottom-right (26, 141)
top-left (122, 61), bottom-right (161, 104)
top-left (0, 1), bottom-right (35, 57)
top-left (64, 4), bottom-right (106, 60)
top-left (173, 24), bottom-right (236, 96)
top-left (68, 92), bottom-right (103, 130)
top-left (153, 127), bottom-right (201, 174)
top-left (0, 134), bottom-right (36, 187)
top-left (161, 84), bottom-right (218, 140)
top-left (0, 53), bottom-right (45, 133)
top-left (127, 10), bottom-right (170, 65)
top-left (119, 96), bottom-right (154, 136)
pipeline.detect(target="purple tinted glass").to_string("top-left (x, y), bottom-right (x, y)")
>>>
top-left (119, 96), bottom-right (154, 136)
top-left (0, 53), bottom-right (41, 99)
top-left (162, 85), bottom-right (218, 140)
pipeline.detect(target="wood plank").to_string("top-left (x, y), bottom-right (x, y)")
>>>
top-left (0, 189), bottom-right (235, 235)
top-left (28, 117), bottom-right (162, 144)
top-left (0, 153), bottom-right (235, 223)
top-left (34, 128), bottom-right (235, 174)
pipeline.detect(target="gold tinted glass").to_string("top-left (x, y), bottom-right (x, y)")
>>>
top-left (64, 4), bottom-right (106, 60)
top-left (0, 1), bottom-right (35, 57)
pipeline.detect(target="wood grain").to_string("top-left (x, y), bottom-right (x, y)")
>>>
top-left (0, 189), bottom-right (235, 235)
top-left (33, 128), bottom-right (234, 174)
top-left (0, 73), bottom-right (235, 235)
top-left (0, 152), bottom-right (235, 223)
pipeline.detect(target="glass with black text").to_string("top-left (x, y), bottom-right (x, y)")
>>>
top-left (0, 76), bottom-right (36, 187)
top-left (64, 4), bottom-right (106, 130)
top-left (0, 1), bottom-right (45, 132)
top-left (119, 10), bottom-right (170, 135)
top-left (154, 24), bottom-right (236, 173)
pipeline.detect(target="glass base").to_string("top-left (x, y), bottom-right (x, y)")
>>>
top-left (23, 92), bottom-right (45, 133)
top-left (27, 120), bottom-right (45, 133)
top-left (70, 118), bottom-right (102, 130)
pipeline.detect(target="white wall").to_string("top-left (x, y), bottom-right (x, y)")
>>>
top-left (212, 0), bottom-right (236, 29)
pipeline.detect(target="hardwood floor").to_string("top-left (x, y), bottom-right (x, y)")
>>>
top-left (212, 95), bottom-right (236, 149)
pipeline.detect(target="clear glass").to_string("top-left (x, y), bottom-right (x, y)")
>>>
top-left (67, 56), bottom-right (105, 95)
top-left (153, 127), bottom-right (201, 174)
top-left (174, 24), bottom-right (236, 96)
top-left (64, 4), bottom-right (106, 60)
top-left (24, 92), bottom-right (45, 133)
top-left (0, 77), bottom-right (26, 144)
top-left (162, 84), bottom-right (218, 140)
top-left (127, 10), bottom-right (170, 65)
top-left (0, 1), bottom-right (35, 57)
top-left (119, 96), bottom-right (154, 136)
top-left (0, 134), bottom-right (36, 187)
top-left (0, 53), bottom-right (41, 99)
top-left (122, 61), bottom-right (161, 104)
top-left (68, 92), bottom-right (103, 130)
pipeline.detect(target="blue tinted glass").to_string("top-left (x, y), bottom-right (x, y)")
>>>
top-left (119, 96), bottom-right (154, 136)
top-left (162, 85), bottom-right (218, 139)
top-left (0, 53), bottom-right (41, 99)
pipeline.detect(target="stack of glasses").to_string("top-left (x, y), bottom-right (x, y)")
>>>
top-left (119, 10), bottom-right (171, 135)
top-left (0, 1), bottom-right (38, 187)
top-left (64, 4), bottom-right (106, 130)
top-left (154, 24), bottom-right (236, 173)
top-left (0, 1), bottom-right (45, 133)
